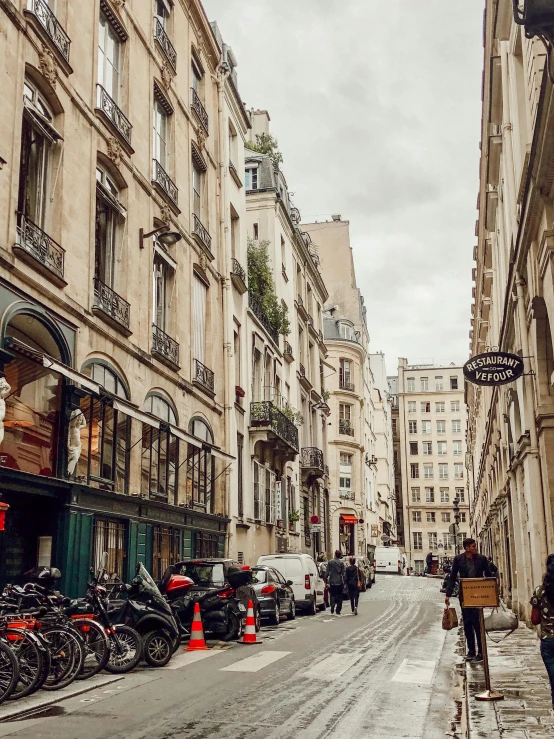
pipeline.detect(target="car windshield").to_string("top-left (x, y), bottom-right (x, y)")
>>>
top-left (251, 569), bottom-right (267, 584)
top-left (178, 563), bottom-right (225, 586)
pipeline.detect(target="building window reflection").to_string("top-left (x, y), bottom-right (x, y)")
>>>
top-left (141, 394), bottom-right (178, 502)
top-left (186, 417), bottom-right (214, 511)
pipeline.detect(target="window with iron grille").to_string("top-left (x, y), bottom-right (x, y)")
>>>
top-left (93, 517), bottom-right (126, 583)
top-left (265, 468), bottom-right (276, 524)
top-left (195, 531), bottom-right (218, 558)
top-left (153, 525), bottom-right (180, 581)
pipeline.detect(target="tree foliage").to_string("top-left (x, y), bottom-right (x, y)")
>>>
top-left (245, 133), bottom-right (283, 168)
top-left (247, 237), bottom-right (290, 336)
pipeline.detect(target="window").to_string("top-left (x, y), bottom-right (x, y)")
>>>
top-left (339, 403), bottom-right (353, 435)
top-left (95, 167), bottom-right (123, 289)
top-left (435, 402), bottom-right (445, 413)
top-left (413, 532), bottom-right (423, 550)
top-left (437, 441), bottom-right (447, 455)
top-left (153, 525), bottom-right (180, 581)
top-left (339, 452), bottom-right (352, 492)
top-left (408, 421), bottom-right (417, 434)
top-left (237, 433), bottom-right (244, 517)
top-left (440, 488), bottom-right (450, 503)
top-left (426, 512), bottom-right (435, 523)
top-left (421, 402), bottom-right (430, 413)
top-left (453, 441), bottom-right (462, 456)
top-left (339, 359), bottom-right (352, 389)
top-left (420, 377), bottom-right (428, 391)
top-left (437, 420), bottom-right (446, 434)
top-left (423, 441), bottom-right (432, 456)
top-left (414, 559), bottom-right (424, 573)
top-left (187, 418), bottom-right (214, 511)
top-left (339, 403), bottom-right (352, 420)
top-left (439, 464), bottom-right (448, 480)
top-left (450, 377), bottom-right (459, 390)
top-left (443, 533), bottom-right (454, 550)
top-left (412, 511), bottom-right (421, 522)
top-left (407, 378), bottom-right (415, 392)
top-left (454, 464), bottom-right (463, 479)
top-left (153, 99), bottom-right (168, 168)
top-left (410, 463), bottom-right (419, 479)
top-left (153, 253), bottom-right (173, 331)
top-left (441, 512), bottom-right (451, 523)
top-left (411, 487), bottom-right (421, 503)
top-left (435, 376), bottom-right (443, 390)
top-left (253, 460), bottom-right (262, 519)
top-left (428, 532), bottom-right (438, 551)
top-left (456, 488), bottom-right (465, 503)
top-left (245, 167), bottom-right (258, 190)
top-left (192, 160), bottom-right (203, 218)
top-left (193, 274), bottom-right (207, 364)
top-left (392, 418), bottom-right (397, 434)
top-left (425, 487), bottom-right (435, 503)
top-left (252, 222), bottom-right (259, 240)
top-left (452, 420), bottom-right (461, 433)
top-left (93, 518), bottom-right (126, 583)
top-left (98, 12), bottom-right (121, 101)
top-left (155, 0), bottom-right (169, 27)
top-left (421, 420), bottom-right (431, 434)
top-left (195, 531), bottom-right (219, 559)
top-left (339, 322), bottom-right (353, 340)
top-left (451, 401), bottom-right (460, 412)
top-left (264, 468), bottom-right (276, 524)
top-left (459, 512), bottom-right (467, 523)
top-left (409, 441), bottom-right (418, 455)
top-left (191, 56), bottom-right (202, 97)
top-left (408, 401), bottom-right (416, 413)
top-left (423, 464), bottom-right (433, 480)
top-left (141, 395), bottom-right (178, 502)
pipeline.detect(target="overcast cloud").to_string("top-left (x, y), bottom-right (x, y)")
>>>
top-left (204, 0), bottom-right (484, 373)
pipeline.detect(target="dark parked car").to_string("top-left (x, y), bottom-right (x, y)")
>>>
top-left (251, 566), bottom-right (295, 624)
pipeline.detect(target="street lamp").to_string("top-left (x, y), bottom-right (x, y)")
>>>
top-left (139, 225), bottom-right (182, 249)
top-left (513, 1), bottom-right (554, 81)
top-left (453, 496), bottom-right (461, 554)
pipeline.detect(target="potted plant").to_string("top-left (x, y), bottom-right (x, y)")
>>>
top-left (288, 509), bottom-right (299, 530)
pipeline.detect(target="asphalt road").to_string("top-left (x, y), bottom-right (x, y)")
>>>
top-left (0, 576), bottom-right (462, 739)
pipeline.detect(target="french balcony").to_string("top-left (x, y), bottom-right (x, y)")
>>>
top-left (298, 362), bottom-right (312, 391)
top-left (230, 258), bottom-right (247, 294)
top-left (152, 159), bottom-right (178, 207)
top-left (339, 490), bottom-right (355, 501)
top-left (283, 341), bottom-right (294, 363)
top-left (192, 213), bottom-right (212, 256)
top-left (339, 419), bottom-right (354, 437)
top-left (301, 447), bottom-right (324, 480)
top-left (194, 358), bottom-right (214, 394)
top-left (151, 324), bottom-right (179, 369)
top-left (93, 278), bottom-right (131, 334)
top-left (14, 214), bottom-right (65, 287)
top-left (250, 401), bottom-right (299, 456)
top-left (229, 160), bottom-right (242, 188)
top-left (26, 0), bottom-right (71, 64)
top-left (190, 87), bottom-right (209, 134)
top-left (295, 294), bottom-right (309, 322)
top-left (248, 292), bottom-right (279, 346)
top-left (153, 16), bottom-right (176, 72)
top-left (340, 379), bottom-right (355, 392)
top-left (96, 85), bottom-right (132, 148)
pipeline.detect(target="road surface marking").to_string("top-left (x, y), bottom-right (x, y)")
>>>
top-left (162, 650), bottom-right (222, 669)
top-left (220, 650), bottom-right (291, 673)
top-left (304, 651), bottom-right (364, 680)
top-left (391, 658), bottom-right (436, 684)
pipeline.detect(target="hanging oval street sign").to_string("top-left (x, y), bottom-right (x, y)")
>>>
top-left (463, 351), bottom-right (524, 387)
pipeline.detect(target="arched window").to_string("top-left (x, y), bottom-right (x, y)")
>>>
top-left (86, 361), bottom-right (128, 399)
top-left (186, 417), bottom-right (214, 511)
top-left (141, 393), bottom-right (178, 502)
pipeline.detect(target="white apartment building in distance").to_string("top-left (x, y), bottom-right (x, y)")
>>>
top-left (396, 360), bottom-right (468, 573)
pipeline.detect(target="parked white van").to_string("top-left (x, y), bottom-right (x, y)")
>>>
top-left (375, 546), bottom-right (404, 574)
top-left (256, 553), bottom-right (326, 614)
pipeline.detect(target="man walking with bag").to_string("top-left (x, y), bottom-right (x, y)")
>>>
top-left (327, 550), bottom-right (346, 616)
top-left (445, 538), bottom-right (492, 661)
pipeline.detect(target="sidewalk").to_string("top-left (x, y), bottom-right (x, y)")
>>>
top-left (466, 621), bottom-right (554, 738)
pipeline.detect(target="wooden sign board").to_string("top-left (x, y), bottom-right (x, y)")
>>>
top-left (460, 578), bottom-right (499, 608)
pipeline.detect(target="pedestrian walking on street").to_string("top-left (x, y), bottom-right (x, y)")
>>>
top-left (445, 538), bottom-right (492, 662)
top-left (345, 557), bottom-right (361, 615)
top-left (425, 551), bottom-right (433, 576)
top-left (531, 554), bottom-right (554, 709)
top-left (327, 550), bottom-right (346, 616)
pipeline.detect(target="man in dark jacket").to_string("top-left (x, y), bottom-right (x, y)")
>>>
top-left (326, 550), bottom-right (346, 615)
top-left (445, 538), bottom-right (492, 661)
top-left (425, 551), bottom-right (434, 575)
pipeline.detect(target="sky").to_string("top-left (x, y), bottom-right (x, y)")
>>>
top-left (203, 0), bottom-right (484, 374)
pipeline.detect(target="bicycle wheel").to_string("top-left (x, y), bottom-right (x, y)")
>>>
top-left (41, 626), bottom-right (85, 691)
top-left (72, 619), bottom-right (110, 679)
top-left (0, 641), bottom-right (19, 704)
top-left (4, 631), bottom-right (45, 701)
top-left (105, 626), bottom-right (142, 674)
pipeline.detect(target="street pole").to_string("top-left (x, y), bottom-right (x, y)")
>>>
top-left (475, 608), bottom-right (504, 701)
top-left (453, 497), bottom-right (460, 554)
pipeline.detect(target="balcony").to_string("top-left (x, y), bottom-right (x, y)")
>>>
top-left (283, 341), bottom-right (294, 363)
top-left (153, 16), bottom-right (176, 72)
top-left (194, 359), bottom-right (214, 394)
top-left (192, 213), bottom-right (212, 256)
top-left (93, 278), bottom-right (131, 334)
top-left (339, 419), bottom-right (354, 436)
top-left (248, 292), bottom-right (279, 346)
top-left (96, 85), bottom-right (132, 148)
top-left (190, 87), bottom-right (208, 134)
top-left (295, 295), bottom-right (309, 322)
top-left (151, 324), bottom-right (179, 369)
top-left (229, 160), bottom-right (242, 188)
top-left (298, 363), bottom-right (312, 391)
top-left (339, 490), bottom-right (355, 501)
top-left (340, 379), bottom-right (355, 392)
top-left (250, 401), bottom-right (299, 455)
top-left (26, 0), bottom-right (71, 63)
top-left (301, 447), bottom-right (324, 479)
top-left (152, 159), bottom-right (178, 207)
top-left (14, 214), bottom-right (65, 286)
top-left (230, 258), bottom-right (247, 294)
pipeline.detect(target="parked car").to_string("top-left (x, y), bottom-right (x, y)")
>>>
top-left (374, 546), bottom-right (404, 574)
top-left (256, 554), bottom-right (326, 615)
top-left (251, 566), bottom-right (295, 624)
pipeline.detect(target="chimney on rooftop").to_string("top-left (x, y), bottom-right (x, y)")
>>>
top-left (331, 214), bottom-right (341, 221)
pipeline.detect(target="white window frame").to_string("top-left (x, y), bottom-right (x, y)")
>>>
top-left (425, 487), bottom-right (435, 503)
top-left (423, 441), bottom-right (432, 456)
top-left (423, 464), bottom-right (433, 480)
top-left (437, 420), bottom-right (446, 435)
top-left (245, 166), bottom-right (258, 190)
top-left (440, 488), bottom-right (450, 503)
top-left (439, 464), bottom-right (448, 480)
top-left (98, 12), bottom-right (121, 102)
top-left (153, 98), bottom-right (168, 169)
top-left (407, 378), bottom-right (415, 392)
top-left (408, 401), bottom-right (416, 413)
top-left (411, 488), bottom-right (421, 503)
top-left (437, 441), bottom-right (447, 456)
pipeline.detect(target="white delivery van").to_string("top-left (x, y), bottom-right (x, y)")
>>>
top-left (256, 553), bottom-right (326, 614)
top-left (375, 546), bottom-right (403, 574)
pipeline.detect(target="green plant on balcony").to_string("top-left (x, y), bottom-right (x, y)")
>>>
top-left (321, 389), bottom-right (330, 403)
top-left (247, 237), bottom-right (290, 336)
top-left (288, 509), bottom-right (300, 523)
top-left (245, 133), bottom-right (283, 168)
top-left (282, 404), bottom-right (304, 427)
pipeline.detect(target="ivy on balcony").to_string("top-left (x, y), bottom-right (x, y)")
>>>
top-left (247, 237), bottom-right (290, 338)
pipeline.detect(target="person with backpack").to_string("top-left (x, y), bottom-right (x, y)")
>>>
top-left (531, 554), bottom-right (554, 708)
top-left (345, 557), bottom-right (361, 615)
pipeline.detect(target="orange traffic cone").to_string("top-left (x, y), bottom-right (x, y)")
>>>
top-left (239, 600), bottom-right (262, 645)
top-left (186, 602), bottom-right (209, 651)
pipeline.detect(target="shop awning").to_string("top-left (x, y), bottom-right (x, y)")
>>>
top-left (42, 357), bottom-right (101, 395)
top-left (112, 399), bottom-right (160, 429)
top-left (340, 514), bottom-right (358, 524)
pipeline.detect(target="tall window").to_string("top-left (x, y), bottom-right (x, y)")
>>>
top-left (93, 517), bottom-right (126, 582)
top-left (407, 378), bottom-right (415, 392)
top-left (423, 442), bottom-right (432, 455)
top-left (153, 525), bottom-right (180, 581)
top-left (409, 442), bottom-right (418, 455)
top-left (339, 359), bottom-right (352, 389)
top-left (412, 511), bottom-right (421, 522)
top-left (98, 12), bottom-right (120, 101)
top-left (441, 512), bottom-right (451, 523)
top-left (454, 463), bottom-right (463, 479)
top-left (437, 420), bottom-right (446, 434)
top-left (193, 274), bottom-right (207, 364)
top-left (153, 99), bottom-right (168, 168)
top-left (451, 401), bottom-right (460, 412)
top-left (408, 421), bottom-right (417, 434)
top-left (435, 402), bottom-right (445, 413)
top-left (141, 394), bottom-right (178, 502)
top-left (421, 420), bottom-right (431, 434)
top-left (456, 488), bottom-right (465, 502)
top-left (186, 418), bottom-right (214, 511)
top-left (339, 452), bottom-right (352, 493)
top-left (245, 167), bottom-right (258, 190)
top-left (428, 533), bottom-right (438, 551)
top-left (453, 440), bottom-right (462, 456)
top-left (426, 512), bottom-right (435, 523)
top-left (410, 463), bottom-right (419, 479)
top-left (154, 0), bottom-right (169, 28)
top-left (437, 441), bottom-right (447, 455)
top-left (411, 487), bottom-right (421, 503)
top-left (192, 161), bottom-right (202, 218)
top-left (264, 468), bottom-right (276, 524)
top-left (408, 401), bottom-right (416, 413)
top-left (439, 464), bottom-right (448, 480)
top-left (420, 377), bottom-right (428, 391)
top-left (237, 433), bottom-right (244, 517)
top-left (425, 487), bottom-right (435, 503)
top-left (153, 254), bottom-right (173, 331)
top-left (413, 532), bottom-right (423, 550)
top-left (191, 56), bottom-right (202, 97)
top-left (421, 402), bottom-right (430, 413)
top-left (95, 167), bottom-right (123, 288)
top-left (339, 322), bottom-right (353, 340)
top-left (450, 377), bottom-right (459, 390)
top-left (452, 420), bottom-right (461, 433)
top-left (440, 488), bottom-right (450, 503)
top-left (435, 376), bottom-right (443, 390)
top-left (253, 460), bottom-right (261, 519)
top-left (423, 464), bottom-right (433, 479)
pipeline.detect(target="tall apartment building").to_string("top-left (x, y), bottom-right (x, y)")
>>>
top-left (468, 0), bottom-right (554, 619)
top-left (387, 376), bottom-right (405, 546)
top-left (396, 360), bottom-right (468, 573)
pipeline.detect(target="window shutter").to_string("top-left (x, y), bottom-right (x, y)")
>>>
top-left (253, 461), bottom-right (260, 520)
top-left (193, 275), bottom-right (207, 364)
top-left (270, 473), bottom-right (276, 524)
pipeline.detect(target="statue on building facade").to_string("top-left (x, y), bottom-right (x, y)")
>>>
top-left (0, 377), bottom-right (11, 446)
top-left (67, 408), bottom-right (86, 476)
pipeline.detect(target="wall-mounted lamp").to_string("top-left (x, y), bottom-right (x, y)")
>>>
top-left (139, 225), bottom-right (182, 249)
top-left (513, 0), bottom-right (554, 81)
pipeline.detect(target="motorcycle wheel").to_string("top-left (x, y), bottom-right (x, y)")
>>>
top-left (221, 612), bottom-right (240, 642)
top-left (41, 627), bottom-right (85, 691)
top-left (0, 640), bottom-right (19, 704)
top-left (143, 631), bottom-right (173, 668)
top-left (105, 626), bottom-right (143, 674)
top-left (73, 620), bottom-right (110, 680)
top-left (5, 631), bottom-right (45, 701)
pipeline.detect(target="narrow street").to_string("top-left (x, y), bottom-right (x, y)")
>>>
top-left (0, 577), bottom-right (463, 739)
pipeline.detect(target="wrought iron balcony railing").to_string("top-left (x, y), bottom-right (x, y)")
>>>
top-left (152, 159), bottom-right (178, 206)
top-left (248, 293), bottom-right (279, 345)
top-left (152, 324), bottom-right (179, 367)
top-left (299, 363), bottom-right (306, 378)
top-left (230, 258), bottom-right (247, 293)
top-left (190, 87), bottom-right (208, 134)
top-left (93, 278), bottom-right (130, 330)
top-left (27, 0), bottom-right (71, 63)
top-left (339, 490), bottom-right (355, 501)
top-left (339, 419), bottom-right (354, 436)
top-left (96, 85), bottom-right (132, 146)
top-left (153, 16), bottom-right (176, 72)
top-left (340, 379), bottom-right (355, 392)
top-left (283, 341), bottom-right (293, 359)
top-left (250, 401), bottom-right (299, 452)
top-left (194, 358), bottom-right (214, 393)
top-left (192, 213), bottom-right (212, 253)
top-left (15, 214), bottom-right (65, 280)
top-left (301, 447), bottom-right (324, 475)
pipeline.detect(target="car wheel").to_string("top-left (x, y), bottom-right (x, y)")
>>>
top-left (221, 612), bottom-right (240, 642)
top-left (307, 594), bottom-right (317, 616)
top-left (286, 599), bottom-right (296, 620)
top-left (317, 597), bottom-right (326, 612)
top-left (143, 630), bottom-right (173, 668)
top-left (255, 608), bottom-right (261, 632)
top-left (268, 601), bottom-right (280, 625)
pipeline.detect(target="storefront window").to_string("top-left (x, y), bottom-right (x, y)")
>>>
top-left (93, 517), bottom-right (126, 583)
top-left (153, 525), bottom-right (180, 580)
top-left (186, 418), bottom-right (214, 511)
top-left (195, 531), bottom-right (218, 558)
top-left (141, 395), bottom-right (178, 502)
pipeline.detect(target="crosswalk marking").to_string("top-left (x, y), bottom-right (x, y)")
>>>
top-left (391, 658), bottom-right (436, 685)
top-left (304, 651), bottom-right (364, 680)
top-left (220, 650), bottom-right (291, 673)
top-left (161, 650), bottom-right (222, 670)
